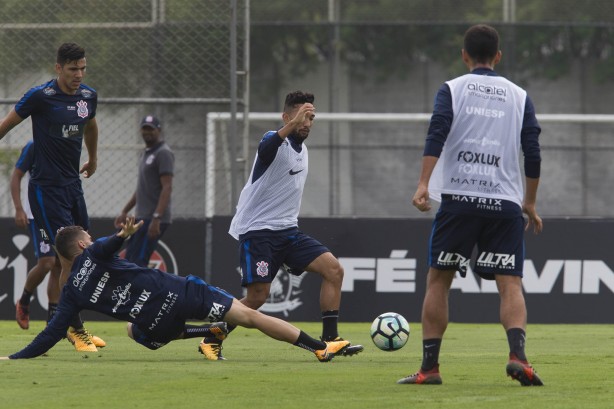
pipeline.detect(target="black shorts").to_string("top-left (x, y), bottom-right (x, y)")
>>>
top-left (28, 180), bottom-right (89, 243)
top-left (131, 275), bottom-right (234, 350)
top-left (28, 218), bottom-right (56, 259)
top-left (429, 210), bottom-right (525, 279)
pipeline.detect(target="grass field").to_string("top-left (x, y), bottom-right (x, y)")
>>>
top-left (1, 321), bottom-right (612, 409)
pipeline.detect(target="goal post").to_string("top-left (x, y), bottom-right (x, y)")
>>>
top-left (206, 112), bottom-right (614, 219)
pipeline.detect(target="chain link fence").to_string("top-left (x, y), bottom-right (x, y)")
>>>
top-left (0, 0), bottom-right (246, 219)
top-left (3, 0), bottom-right (614, 219)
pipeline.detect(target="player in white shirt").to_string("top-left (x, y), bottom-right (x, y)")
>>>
top-left (198, 91), bottom-right (363, 360)
top-left (399, 25), bottom-right (543, 386)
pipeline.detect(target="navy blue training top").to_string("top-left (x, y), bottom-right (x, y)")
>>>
top-left (15, 79), bottom-right (97, 186)
top-left (15, 140), bottom-right (35, 173)
top-left (9, 234), bottom-right (188, 359)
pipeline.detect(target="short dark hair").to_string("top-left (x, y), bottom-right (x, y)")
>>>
top-left (284, 91), bottom-right (314, 113)
top-left (463, 24), bottom-right (499, 64)
top-left (55, 226), bottom-right (84, 259)
top-left (57, 43), bottom-right (86, 66)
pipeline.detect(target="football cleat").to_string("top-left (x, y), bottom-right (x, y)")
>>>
top-left (323, 337), bottom-right (364, 357)
top-left (198, 339), bottom-right (226, 360)
top-left (15, 302), bottom-right (30, 330)
top-left (209, 322), bottom-right (229, 342)
top-left (314, 339), bottom-right (350, 362)
top-left (506, 357), bottom-right (544, 386)
top-left (66, 326), bottom-right (98, 352)
top-left (397, 365), bottom-right (443, 385)
top-left (82, 328), bottom-right (106, 348)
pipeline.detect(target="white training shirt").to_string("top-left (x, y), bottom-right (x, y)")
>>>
top-left (428, 73), bottom-right (527, 207)
top-left (229, 136), bottom-right (308, 239)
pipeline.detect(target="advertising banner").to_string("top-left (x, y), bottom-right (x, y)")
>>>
top-left (1, 217), bottom-right (612, 323)
top-left (0, 218), bottom-right (205, 321)
top-left (210, 216), bottom-right (614, 324)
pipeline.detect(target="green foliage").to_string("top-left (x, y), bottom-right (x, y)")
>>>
top-left (4, 0), bottom-right (614, 100)
top-left (249, 0), bottom-right (614, 93)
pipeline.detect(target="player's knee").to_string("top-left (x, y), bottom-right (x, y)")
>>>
top-left (244, 286), bottom-right (269, 308)
top-left (243, 292), bottom-right (266, 309)
top-left (126, 323), bottom-right (135, 340)
top-left (325, 261), bottom-right (344, 285)
top-left (240, 307), bottom-right (261, 328)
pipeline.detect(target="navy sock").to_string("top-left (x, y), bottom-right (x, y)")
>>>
top-left (47, 303), bottom-right (58, 324)
top-left (506, 328), bottom-right (527, 361)
top-left (421, 338), bottom-right (442, 371)
top-left (69, 314), bottom-right (85, 330)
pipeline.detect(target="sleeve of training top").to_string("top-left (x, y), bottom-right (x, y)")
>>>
top-left (257, 131), bottom-right (284, 165)
top-left (14, 87), bottom-right (43, 119)
top-left (520, 96), bottom-right (542, 178)
top-left (424, 84), bottom-right (453, 158)
top-left (250, 131), bottom-right (285, 183)
top-left (89, 234), bottom-right (126, 259)
top-left (15, 141), bottom-right (34, 173)
top-left (8, 289), bottom-right (79, 359)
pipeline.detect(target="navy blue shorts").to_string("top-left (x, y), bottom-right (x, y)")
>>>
top-left (28, 218), bottom-right (55, 259)
top-left (28, 180), bottom-right (89, 244)
top-left (131, 275), bottom-right (234, 350)
top-left (429, 210), bottom-right (525, 279)
top-left (238, 227), bottom-right (329, 286)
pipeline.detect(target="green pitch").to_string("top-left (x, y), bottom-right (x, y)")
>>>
top-left (1, 321), bottom-right (612, 409)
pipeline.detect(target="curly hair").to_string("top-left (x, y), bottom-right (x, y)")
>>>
top-left (283, 91), bottom-right (315, 113)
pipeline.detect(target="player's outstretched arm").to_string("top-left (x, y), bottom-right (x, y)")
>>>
top-left (80, 118), bottom-right (98, 178)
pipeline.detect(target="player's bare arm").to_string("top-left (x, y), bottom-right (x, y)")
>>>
top-left (412, 156), bottom-right (438, 212)
top-left (148, 174), bottom-right (173, 239)
top-left (115, 192), bottom-right (137, 228)
top-left (522, 177), bottom-right (542, 234)
top-left (10, 167), bottom-right (29, 228)
top-left (0, 109), bottom-right (25, 141)
top-left (80, 117), bottom-right (99, 178)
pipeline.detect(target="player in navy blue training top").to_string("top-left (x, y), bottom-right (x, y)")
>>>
top-left (0, 43), bottom-right (103, 351)
top-left (10, 141), bottom-right (61, 330)
top-left (1, 217), bottom-right (352, 362)
top-left (398, 24), bottom-right (543, 387)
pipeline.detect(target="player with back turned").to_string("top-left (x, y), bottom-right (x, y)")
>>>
top-left (399, 24), bottom-right (544, 386)
top-left (0, 42), bottom-right (104, 352)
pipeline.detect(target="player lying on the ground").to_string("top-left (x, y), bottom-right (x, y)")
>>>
top-left (0, 217), bottom-right (350, 362)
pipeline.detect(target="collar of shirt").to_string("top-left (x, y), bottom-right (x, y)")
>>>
top-left (471, 67), bottom-right (498, 76)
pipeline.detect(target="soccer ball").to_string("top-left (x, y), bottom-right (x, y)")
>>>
top-left (370, 312), bottom-right (410, 351)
